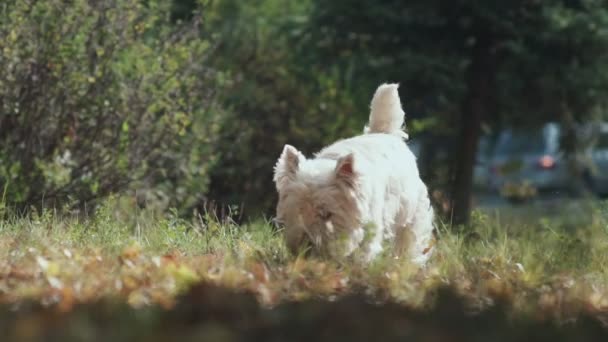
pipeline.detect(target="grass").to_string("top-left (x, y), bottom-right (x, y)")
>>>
top-left (1, 196), bottom-right (608, 326)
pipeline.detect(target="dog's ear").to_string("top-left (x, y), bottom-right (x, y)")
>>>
top-left (335, 153), bottom-right (356, 185)
top-left (274, 144), bottom-right (303, 190)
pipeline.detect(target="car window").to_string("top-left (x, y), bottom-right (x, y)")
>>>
top-left (494, 131), bottom-right (547, 155)
top-left (494, 124), bottom-right (559, 156)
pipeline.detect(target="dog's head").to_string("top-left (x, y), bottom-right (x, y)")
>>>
top-left (273, 145), bottom-right (364, 258)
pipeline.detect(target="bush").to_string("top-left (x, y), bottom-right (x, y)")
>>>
top-left (0, 0), bottom-right (222, 211)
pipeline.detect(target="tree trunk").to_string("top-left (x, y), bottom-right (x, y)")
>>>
top-left (451, 37), bottom-right (496, 226)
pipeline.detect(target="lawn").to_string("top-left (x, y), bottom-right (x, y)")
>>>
top-left (2, 197), bottom-right (608, 340)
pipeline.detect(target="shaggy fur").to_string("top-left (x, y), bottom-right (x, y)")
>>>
top-left (273, 84), bottom-right (434, 264)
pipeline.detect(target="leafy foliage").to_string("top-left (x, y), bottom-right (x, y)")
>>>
top-left (0, 0), bottom-right (222, 210)
top-left (203, 0), bottom-right (361, 217)
top-left (303, 0), bottom-right (608, 125)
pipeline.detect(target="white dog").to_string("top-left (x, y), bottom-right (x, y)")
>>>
top-left (273, 84), bottom-right (435, 264)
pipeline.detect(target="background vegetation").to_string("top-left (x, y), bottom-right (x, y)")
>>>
top-left (3, 0), bottom-right (608, 223)
top-left (0, 0), bottom-right (225, 214)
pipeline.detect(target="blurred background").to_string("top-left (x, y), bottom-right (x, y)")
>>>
top-left (1, 0), bottom-right (608, 225)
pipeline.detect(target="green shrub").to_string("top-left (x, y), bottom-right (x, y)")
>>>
top-left (0, 0), bottom-right (222, 211)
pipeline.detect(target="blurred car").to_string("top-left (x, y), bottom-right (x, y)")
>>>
top-left (489, 123), bottom-right (565, 197)
top-left (488, 122), bottom-right (608, 199)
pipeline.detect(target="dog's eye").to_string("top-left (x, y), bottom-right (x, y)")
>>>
top-left (318, 210), bottom-right (332, 220)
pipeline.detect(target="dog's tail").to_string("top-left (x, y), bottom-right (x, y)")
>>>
top-left (364, 83), bottom-right (408, 139)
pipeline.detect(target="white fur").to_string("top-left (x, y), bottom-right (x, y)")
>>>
top-left (274, 83), bottom-right (434, 265)
top-left (364, 83), bottom-right (409, 140)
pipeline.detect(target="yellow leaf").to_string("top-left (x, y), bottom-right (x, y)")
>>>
top-left (167, 264), bottom-right (199, 292)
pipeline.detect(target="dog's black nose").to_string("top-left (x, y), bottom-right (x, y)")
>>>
top-left (293, 234), bottom-right (315, 257)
